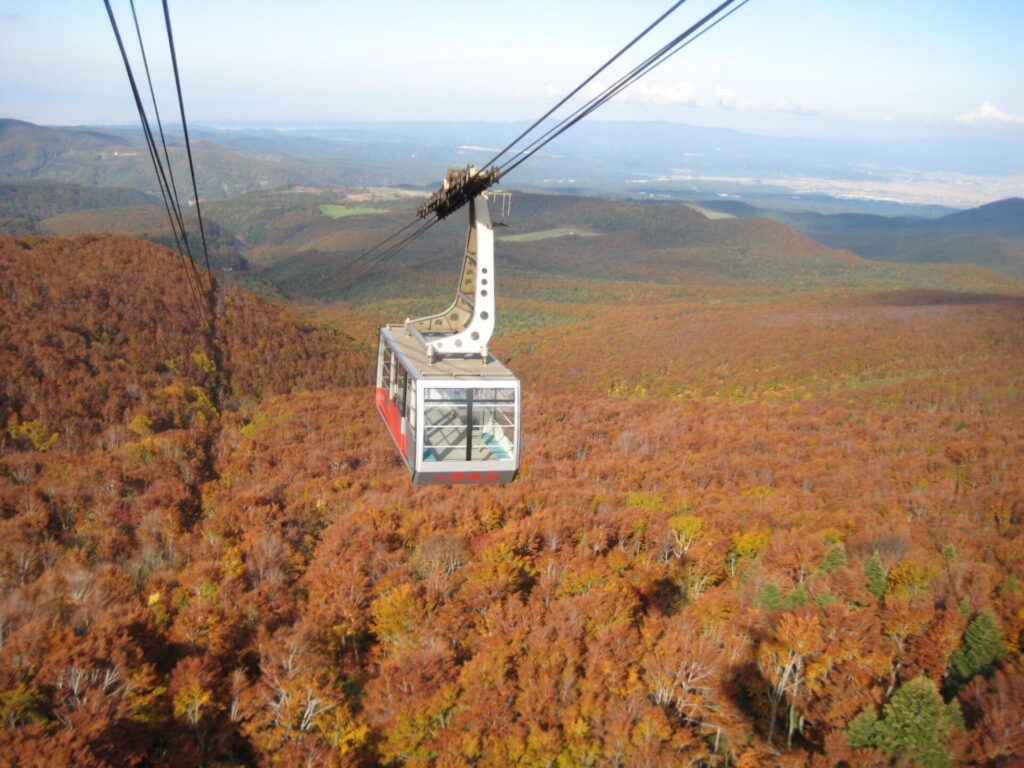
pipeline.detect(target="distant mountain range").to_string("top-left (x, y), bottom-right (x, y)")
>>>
top-left (701, 197), bottom-right (1024, 280)
top-left (0, 118), bottom-right (397, 199)
top-left (2, 116), bottom-right (1022, 294)
top-left (4, 117), bottom-right (1023, 210)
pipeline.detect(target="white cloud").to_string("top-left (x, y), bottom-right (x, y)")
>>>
top-left (615, 81), bottom-right (698, 106)
top-left (713, 83), bottom-right (756, 111)
top-left (955, 102), bottom-right (1024, 126)
top-left (772, 100), bottom-right (819, 116)
top-left (713, 85), bottom-right (818, 116)
top-left (543, 85), bottom-right (565, 99)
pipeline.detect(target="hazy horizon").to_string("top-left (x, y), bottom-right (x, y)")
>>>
top-left (3, 0), bottom-right (1023, 145)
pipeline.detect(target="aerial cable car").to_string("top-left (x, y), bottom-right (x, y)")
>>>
top-left (375, 166), bottom-right (520, 485)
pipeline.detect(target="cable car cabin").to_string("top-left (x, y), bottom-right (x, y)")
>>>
top-left (376, 324), bottom-right (520, 485)
top-left (374, 174), bottom-right (518, 484)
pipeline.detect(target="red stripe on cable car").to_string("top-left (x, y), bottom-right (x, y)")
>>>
top-left (375, 387), bottom-right (407, 457)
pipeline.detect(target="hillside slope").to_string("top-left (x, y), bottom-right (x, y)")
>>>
top-left (260, 192), bottom-right (1023, 303)
top-left (0, 179), bottom-right (159, 220)
top-left (40, 205), bottom-right (252, 271)
top-left (937, 197), bottom-right (1024, 237)
top-left (856, 234), bottom-right (1024, 280)
top-left (0, 119), bottom-right (402, 200)
top-left (1, 232), bottom-right (1023, 765)
top-left (0, 234), bottom-right (369, 444)
top-left (700, 196), bottom-right (1024, 281)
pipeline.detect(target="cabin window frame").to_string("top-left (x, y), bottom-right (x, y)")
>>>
top-left (421, 386), bottom-right (516, 463)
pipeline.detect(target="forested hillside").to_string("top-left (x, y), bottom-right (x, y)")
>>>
top-left (700, 197), bottom-right (1024, 282)
top-left (5, 171), bottom-right (1019, 305)
top-left (0, 180), bottom-right (158, 223)
top-left (0, 120), bottom-right (407, 201)
top-left (1, 233), bottom-right (1022, 766)
top-left (255, 192), bottom-right (1020, 305)
top-left (40, 206), bottom-right (251, 271)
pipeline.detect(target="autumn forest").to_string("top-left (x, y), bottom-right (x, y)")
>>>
top-left (1, 184), bottom-right (1024, 768)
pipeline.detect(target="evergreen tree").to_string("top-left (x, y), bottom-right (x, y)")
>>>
top-left (814, 590), bottom-right (835, 607)
top-left (845, 707), bottom-right (878, 749)
top-left (945, 611), bottom-right (1006, 694)
top-left (818, 543), bottom-right (847, 573)
top-left (874, 677), bottom-right (957, 768)
top-left (865, 552), bottom-right (887, 600)
top-left (757, 581), bottom-right (783, 611)
top-left (999, 573), bottom-right (1020, 595)
top-left (781, 582), bottom-right (807, 609)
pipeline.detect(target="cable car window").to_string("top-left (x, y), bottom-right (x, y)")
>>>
top-left (379, 344), bottom-right (393, 392)
top-left (394, 365), bottom-right (408, 417)
top-left (407, 380), bottom-right (416, 431)
top-left (426, 388), bottom-right (467, 402)
top-left (472, 388), bottom-right (515, 402)
top-left (471, 400), bottom-right (515, 460)
top-left (422, 387), bottom-right (516, 462)
top-left (423, 397), bottom-right (468, 462)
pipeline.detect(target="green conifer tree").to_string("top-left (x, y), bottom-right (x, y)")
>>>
top-left (757, 581), bottom-right (782, 611)
top-left (814, 590), bottom-right (835, 607)
top-left (781, 582), bottom-right (808, 609)
top-left (945, 611), bottom-right (1005, 694)
top-left (874, 677), bottom-right (956, 768)
top-left (999, 573), bottom-right (1020, 595)
top-left (865, 552), bottom-right (887, 600)
top-left (818, 543), bottom-right (848, 573)
top-left (845, 707), bottom-right (878, 749)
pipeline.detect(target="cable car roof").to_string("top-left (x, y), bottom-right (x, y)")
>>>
top-left (381, 324), bottom-right (516, 382)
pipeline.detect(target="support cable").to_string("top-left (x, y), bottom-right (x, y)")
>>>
top-left (162, 0), bottom-right (216, 301)
top-left (331, 217), bottom-right (425, 287)
top-left (500, 0), bottom-right (748, 178)
top-left (126, 0), bottom-right (208, 309)
top-left (343, 218), bottom-right (441, 289)
top-left (102, 0), bottom-right (209, 327)
top-left (344, 0), bottom-right (751, 286)
top-left (478, 0), bottom-right (691, 172)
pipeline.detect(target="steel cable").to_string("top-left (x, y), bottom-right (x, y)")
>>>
top-left (103, 0), bottom-right (210, 326)
top-left (346, 0), bottom-right (751, 287)
top-left (126, 0), bottom-right (208, 310)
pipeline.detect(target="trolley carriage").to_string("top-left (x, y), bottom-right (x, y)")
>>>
top-left (376, 325), bottom-right (520, 484)
top-left (375, 173), bottom-right (521, 484)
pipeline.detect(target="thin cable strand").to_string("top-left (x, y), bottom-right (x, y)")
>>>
top-left (163, 0), bottom-right (216, 300)
top-left (346, 0), bottom-right (750, 286)
top-left (103, 0), bottom-right (209, 326)
top-left (127, 0), bottom-right (208, 307)
top-left (479, 0), bottom-right (691, 172)
top-left (500, 0), bottom-right (745, 178)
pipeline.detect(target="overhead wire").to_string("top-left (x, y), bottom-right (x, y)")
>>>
top-left (161, 0), bottom-right (216, 299)
top-left (478, 0), bottom-right (691, 173)
top-left (103, 0), bottom-right (210, 327)
top-left (330, 217), bottom-right (427, 287)
top-left (342, 218), bottom-right (442, 289)
top-left (126, 0), bottom-right (208, 314)
top-left (499, 0), bottom-right (749, 178)
top-left (345, 0), bottom-right (751, 286)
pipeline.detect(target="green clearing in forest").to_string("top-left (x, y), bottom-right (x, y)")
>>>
top-left (318, 204), bottom-right (387, 219)
top-left (500, 227), bottom-right (601, 242)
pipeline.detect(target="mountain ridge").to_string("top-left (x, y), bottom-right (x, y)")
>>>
top-left (5, 117), bottom-right (1022, 207)
top-left (700, 196), bottom-right (1024, 280)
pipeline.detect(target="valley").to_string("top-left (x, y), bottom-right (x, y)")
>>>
top-left (1, 118), bottom-right (1023, 767)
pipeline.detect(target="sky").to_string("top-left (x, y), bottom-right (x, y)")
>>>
top-left (2, 0), bottom-right (1023, 142)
